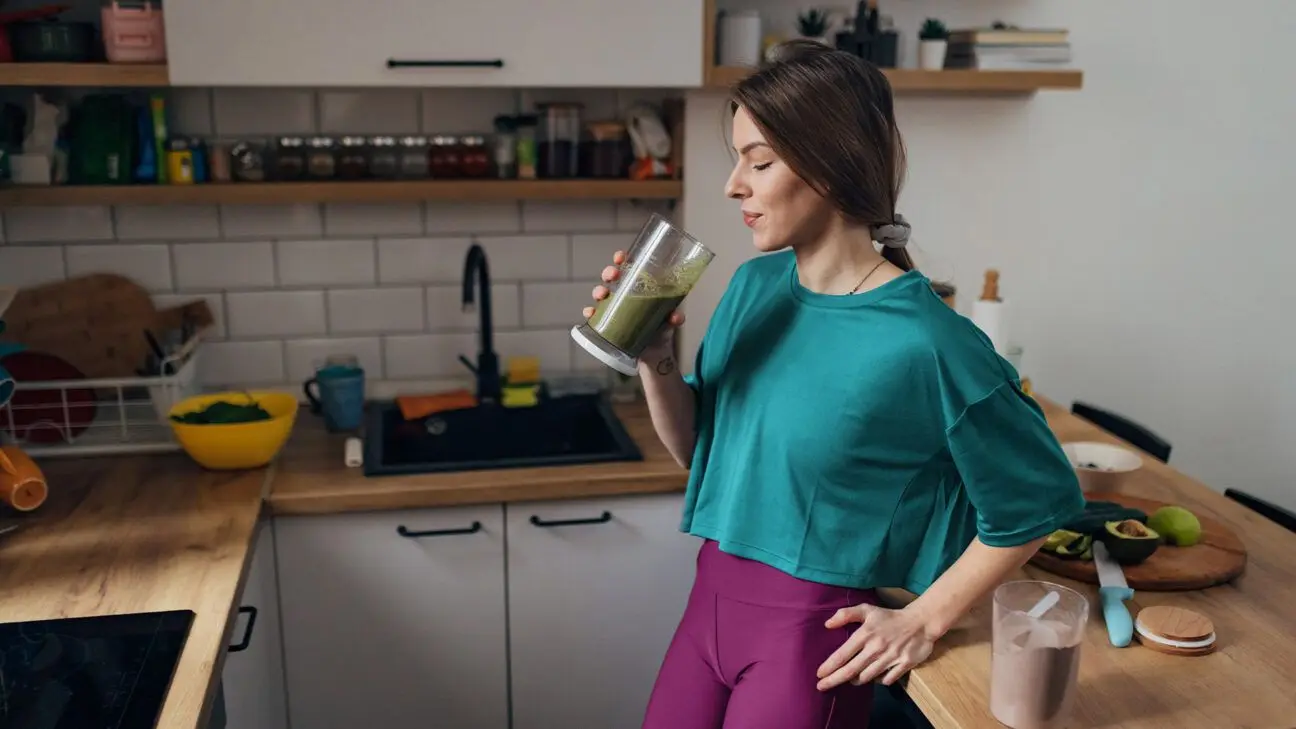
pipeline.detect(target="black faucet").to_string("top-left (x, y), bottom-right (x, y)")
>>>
top-left (460, 243), bottom-right (501, 403)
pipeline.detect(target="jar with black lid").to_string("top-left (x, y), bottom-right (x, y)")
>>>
top-left (273, 136), bottom-right (306, 181)
top-left (337, 136), bottom-right (370, 180)
top-left (368, 136), bottom-right (399, 179)
top-left (305, 136), bottom-right (338, 180)
top-left (397, 136), bottom-right (430, 178)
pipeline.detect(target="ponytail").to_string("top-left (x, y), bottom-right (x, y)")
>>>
top-left (870, 214), bottom-right (915, 272)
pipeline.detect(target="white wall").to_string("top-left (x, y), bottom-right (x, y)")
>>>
top-left (681, 0), bottom-right (1296, 510)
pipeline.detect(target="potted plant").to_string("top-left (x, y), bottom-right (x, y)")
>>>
top-left (918, 17), bottom-right (948, 70)
top-left (796, 8), bottom-right (831, 46)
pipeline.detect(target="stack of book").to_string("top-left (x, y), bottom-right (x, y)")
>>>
top-left (944, 27), bottom-right (1071, 71)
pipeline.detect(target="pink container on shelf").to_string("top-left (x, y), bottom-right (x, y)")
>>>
top-left (101, 1), bottom-right (167, 64)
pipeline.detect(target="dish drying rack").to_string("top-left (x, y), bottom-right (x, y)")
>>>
top-left (2, 334), bottom-right (204, 458)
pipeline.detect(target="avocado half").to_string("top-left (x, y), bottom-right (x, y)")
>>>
top-left (1098, 518), bottom-right (1161, 565)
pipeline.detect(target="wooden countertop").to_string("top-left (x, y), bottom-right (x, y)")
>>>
top-left (901, 396), bottom-right (1296, 729)
top-left (268, 402), bottom-right (688, 515)
top-left (0, 454), bottom-right (268, 729)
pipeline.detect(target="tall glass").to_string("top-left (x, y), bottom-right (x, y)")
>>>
top-left (571, 214), bottom-right (714, 376)
top-left (990, 581), bottom-right (1089, 729)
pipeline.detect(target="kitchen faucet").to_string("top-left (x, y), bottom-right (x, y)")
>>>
top-left (460, 243), bottom-right (501, 403)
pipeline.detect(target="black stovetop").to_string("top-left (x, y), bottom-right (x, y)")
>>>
top-left (0, 610), bottom-right (194, 729)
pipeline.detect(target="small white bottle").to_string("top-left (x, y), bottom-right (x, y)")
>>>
top-left (971, 268), bottom-right (1008, 354)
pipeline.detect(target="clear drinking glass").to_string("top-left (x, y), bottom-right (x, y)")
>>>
top-left (571, 213), bottom-right (714, 376)
top-left (990, 581), bottom-right (1089, 729)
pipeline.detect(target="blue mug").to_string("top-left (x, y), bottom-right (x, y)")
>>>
top-left (303, 363), bottom-right (365, 432)
top-left (0, 340), bottom-right (25, 410)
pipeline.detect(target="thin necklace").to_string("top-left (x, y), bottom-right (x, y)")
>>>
top-left (849, 259), bottom-right (888, 294)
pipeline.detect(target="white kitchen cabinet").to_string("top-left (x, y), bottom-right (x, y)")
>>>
top-left (506, 493), bottom-right (699, 729)
top-left (275, 506), bottom-right (509, 729)
top-left (164, 0), bottom-right (703, 88)
top-left (222, 520), bottom-right (289, 729)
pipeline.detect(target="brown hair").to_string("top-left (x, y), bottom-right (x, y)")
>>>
top-left (730, 40), bottom-right (914, 271)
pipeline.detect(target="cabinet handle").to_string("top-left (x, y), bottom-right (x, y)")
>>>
top-left (386, 58), bottom-right (505, 69)
top-left (529, 511), bottom-right (613, 528)
top-left (228, 605), bottom-right (258, 653)
top-left (397, 521), bottom-right (483, 538)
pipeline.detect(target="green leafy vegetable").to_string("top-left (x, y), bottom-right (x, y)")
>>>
top-left (171, 397), bottom-right (272, 425)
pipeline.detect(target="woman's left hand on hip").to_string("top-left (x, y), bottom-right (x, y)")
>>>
top-left (815, 604), bottom-right (935, 691)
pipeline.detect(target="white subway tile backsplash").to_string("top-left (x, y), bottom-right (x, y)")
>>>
top-left (320, 90), bottom-right (418, 134)
top-left (284, 337), bottom-right (383, 382)
top-left (213, 89), bottom-right (315, 135)
top-left (327, 288), bottom-right (424, 334)
top-left (377, 236), bottom-right (467, 284)
top-left (66, 244), bottom-right (172, 292)
top-left (421, 89), bottom-right (517, 134)
top-left (496, 329), bottom-right (572, 374)
top-left (383, 333), bottom-right (478, 379)
top-left (366, 377), bottom-right (472, 399)
top-left (201, 341), bottom-right (285, 386)
top-left (4, 206), bottom-right (113, 242)
top-left (115, 205), bottom-right (221, 240)
top-left (152, 292), bottom-right (227, 339)
top-left (426, 284), bottom-right (521, 331)
top-left (0, 246), bottom-right (64, 288)
top-left (570, 233), bottom-right (625, 279)
top-left (521, 282), bottom-right (590, 328)
top-left (324, 203), bottom-right (422, 237)
top-left (615, 89), bottom-right (676, 115)
top-left (615, 200), bottom-right (673, 231)
top-left (174, 241), bottom-right (276, 290)
top-left (478, 235), bottom-right (570, 280)
top-left (220, 204), bottom-right (323, 238)
top-left (227, 291), bottom-right (327, 337)
top-left (522, 201), bottom-right (616, 233)
top-left (424, 202), bottom-right (521, 235)
top-left (167, 89), bottom-right (214, 136)
top-left (277, 239), bottom-right (375, 286)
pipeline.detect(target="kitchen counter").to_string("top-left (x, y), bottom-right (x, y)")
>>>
top-left (899, 396), bottom-right (1296, 729)
top-left (267, 402), bottom-right (688, 515)
top-left (0, 454), bottom-right (268, 729)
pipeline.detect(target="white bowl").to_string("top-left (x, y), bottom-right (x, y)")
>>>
top-left (1061, 441), bottom-right (1143, 493)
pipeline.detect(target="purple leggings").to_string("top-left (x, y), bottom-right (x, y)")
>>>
top-left (642, 540), bottom-right (876, 729)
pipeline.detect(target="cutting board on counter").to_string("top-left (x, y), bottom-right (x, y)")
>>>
top-left (1028, 494), bottom-right (1248, 591)
top-left (0, 274), bottom-right (214, 379)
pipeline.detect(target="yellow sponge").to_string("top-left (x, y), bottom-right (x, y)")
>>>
top-left (507, 356), bottom-right (541, 384)
top-left (502, 383), bottom-right (539, 408)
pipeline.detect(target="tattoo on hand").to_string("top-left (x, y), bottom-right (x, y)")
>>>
top-left (655, 356), bottom-right (676, 376)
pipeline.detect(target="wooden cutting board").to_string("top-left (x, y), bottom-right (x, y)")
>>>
top-left (1028, 494), bottom-right (1247, 591)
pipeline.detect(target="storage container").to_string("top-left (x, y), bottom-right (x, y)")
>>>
top-left (102, 1), bottom-right (167, 64)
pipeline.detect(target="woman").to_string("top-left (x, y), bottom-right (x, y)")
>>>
top-left (584, 41), bottom-right (1085, 729)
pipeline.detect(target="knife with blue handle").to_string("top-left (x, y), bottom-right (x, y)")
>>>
top-left (1092, 541), bottom-right (1135, 647)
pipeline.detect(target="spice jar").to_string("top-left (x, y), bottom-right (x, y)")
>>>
top-left (305, 136), bottom-right (338, 180)
top-left (337, 136), bottom-right (369, 180)
top-left (492, 115), bottom-right (517, 179)
top-left (231, 139), bottom-right (267, 182)
top-left (537, 102), bottom-right (582, 179)
top-left (273, 136), bottom-right (306, 181)
top-left (208, 138), bottom-right (233, 183)
top-left (429, 135), bottom-right (462, 178)
top-left (165, 138), bottom-right (195, 185)
top-left (460, 135), bottom-right (490, 178)
top-left (515, 115), bottom-right (538, 180)
top-left (397, 136), bottom-right (430, 178)
top-left (582, 121), bottom-right (631, 178)
top-left (368, 136), bottom-right (399, 179)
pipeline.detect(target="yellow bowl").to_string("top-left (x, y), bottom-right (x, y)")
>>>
top-left (168, 390), bottom-right (299, 470)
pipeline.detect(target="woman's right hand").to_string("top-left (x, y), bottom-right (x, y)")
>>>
top-left (582, 250), bottom-right (685, 362)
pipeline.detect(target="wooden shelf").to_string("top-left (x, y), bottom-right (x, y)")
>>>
top-left (706, 66), bottom-right (1083, 93)
top-left (0, 179), bottom-right (683, 207)
top-left (0, 62), bottom-right (169, 87)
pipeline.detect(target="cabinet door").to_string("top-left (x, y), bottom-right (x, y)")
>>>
top-left (276, 506), bottom-right (508, 729)
top-left (165, 0), bottom-right (702, 87)
top-left (222, 520), bottom-right (289, 729)
top-left (507, 493), bottom-right (699, 729)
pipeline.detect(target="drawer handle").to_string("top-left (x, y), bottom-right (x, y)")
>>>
top-left (397, 521), bottom-right (483, 538)
top-left (529, 511), bottom-right (613, 528)
top-left (387, 58), bottom-right (505, 69)
top-left (228, 605), bottom-right (258, 653)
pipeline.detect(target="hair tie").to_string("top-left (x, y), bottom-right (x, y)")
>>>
top-left (870, 214), bottom-right (911, 249)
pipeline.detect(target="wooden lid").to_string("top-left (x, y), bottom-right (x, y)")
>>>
top-left (1137, 605), bottom-right (1215, 642)
top-left (979, 269), bottom-right (1001, 301)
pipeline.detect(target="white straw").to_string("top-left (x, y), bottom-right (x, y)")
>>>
top-left (1027, 591), bottom-right (1060, 619)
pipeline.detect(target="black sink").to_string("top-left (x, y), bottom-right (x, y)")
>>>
top-left (363, 394), bottom-right (643, 476)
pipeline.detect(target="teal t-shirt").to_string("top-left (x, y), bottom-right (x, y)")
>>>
top-left (681, 251), bottom-right (1085, 594)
